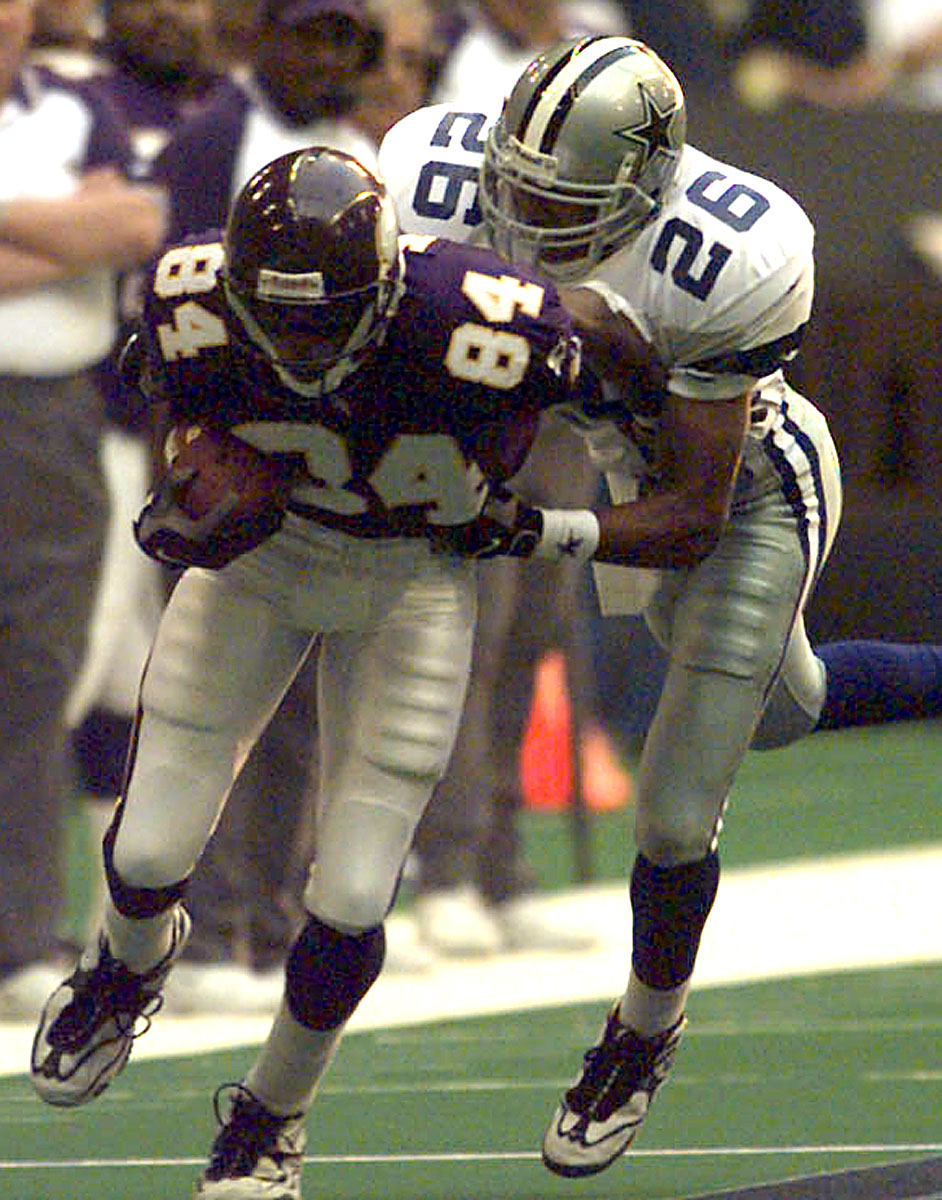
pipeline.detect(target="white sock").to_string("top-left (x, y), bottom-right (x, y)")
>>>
top-left (243, 998), bottom-right (344, 1117)
top-left (102, 900), bottom-right (177, 974)
top-left (617, 968), bottom-right (690, 1038)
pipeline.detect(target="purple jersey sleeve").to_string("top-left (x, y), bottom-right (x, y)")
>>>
top-left (53, 71), bottom-right (136, 177)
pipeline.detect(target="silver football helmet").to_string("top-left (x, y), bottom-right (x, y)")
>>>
top-left (481, 36), bottom-right (686, 282)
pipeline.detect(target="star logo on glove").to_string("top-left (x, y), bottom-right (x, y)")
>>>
top-left (558, 532), bottom-right (585, 557)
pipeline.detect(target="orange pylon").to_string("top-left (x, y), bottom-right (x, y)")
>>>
top-left (519, 650), bottom-right (573, 810)
top-left (520, 650), bottom-right (634, 812)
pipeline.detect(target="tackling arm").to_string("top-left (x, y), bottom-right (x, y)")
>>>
top-left (429, 284), bottom-right (749, 568)
top-left (592, 388), bottom-right (749, 567)
top-left (567, 284), bottom-right (748, 567)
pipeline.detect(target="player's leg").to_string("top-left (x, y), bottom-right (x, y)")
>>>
top-left (31, 568), bottom-right (308, 1107)
top-left (543, 476), bottom-right (820, 1176)
top-left (196, 558), bottom-right (476, 1198)
top-left (755, 630), bottom-right (942, 749)
top-left (816, 640), bottom-right (942, 726)
top-left (752, 391), bottom-right (941, 744)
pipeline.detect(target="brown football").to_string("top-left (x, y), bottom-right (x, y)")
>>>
top-left (167, 423), bottom-right (300, 520)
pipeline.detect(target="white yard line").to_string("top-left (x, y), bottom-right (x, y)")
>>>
top-left (3, 1144), bottom-right (942, 1172)
top-left (1, 844), bottom-right (940, 1078)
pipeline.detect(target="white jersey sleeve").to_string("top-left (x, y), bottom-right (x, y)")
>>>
top-left (378, 104), bottom-right (498, 242)
top-left (588, 145), bottom-right (815, 404)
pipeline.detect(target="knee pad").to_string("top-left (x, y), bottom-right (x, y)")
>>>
top-left (285, 915), bottom-right (385, 1030)
top-left (305, 790), bottom-right (423, 930)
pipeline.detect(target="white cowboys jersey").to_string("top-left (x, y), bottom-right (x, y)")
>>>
top-left (379, 103), bottom-right (837, 613)
top-left (380, 103), bottom-right (812, 408)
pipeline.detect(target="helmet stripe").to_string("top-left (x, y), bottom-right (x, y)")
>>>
top-left (539, 46), bottom-right (634, 153)
top-left (517, 35), bottom-right (606, 134)
top-left (518, 39), bottom-right (641, 155)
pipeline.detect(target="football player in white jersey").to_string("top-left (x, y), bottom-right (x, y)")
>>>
top-left (379, 35), bottom-right (941, 1178)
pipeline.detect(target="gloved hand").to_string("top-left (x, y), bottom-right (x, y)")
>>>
top-left (427, 484), bottom-right (544, 559)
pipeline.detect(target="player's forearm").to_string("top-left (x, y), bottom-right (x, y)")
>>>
top-left (593, 488), bottom-right (727, 567)
top-left (443, 482), bottom-right (729, 567)
top-left (527, 490), bottom-right (726, 568)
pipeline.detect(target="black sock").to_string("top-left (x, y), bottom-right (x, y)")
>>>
top-left (631, 852), bottom-right (720, 989)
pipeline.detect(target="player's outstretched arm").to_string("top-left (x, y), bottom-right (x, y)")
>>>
top-left (429, 283), bottom-right (749, 569)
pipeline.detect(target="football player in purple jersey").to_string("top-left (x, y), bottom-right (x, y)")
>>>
top-left (28, 144), bottom-right (664, 1198)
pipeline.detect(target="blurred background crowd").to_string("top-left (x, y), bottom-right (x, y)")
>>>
top-left (2, 0), bottom-right (939, 1018)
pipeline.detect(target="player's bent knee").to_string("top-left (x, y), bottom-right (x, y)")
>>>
top-left (635, 810), bottom-right (718, 867)
top-left (305, 796), bottom-right (419, 929)
top-left (285, 915), bottom-right (385, 1030)
top-left (753, 629), bottom-right (826, 750)
top-left (103, 820), bottom-right (187, 918)
top-left (752, 676), bottom-right (821, 750)
top-left (306, 862), bottom-right (402, 933)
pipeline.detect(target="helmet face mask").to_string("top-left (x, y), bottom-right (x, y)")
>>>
top-left (224, 277), bottom-right (392, 384)
top-left (223, 147), bottom-right (403, 394)
top-left (481, 36), bottom-right (686, 282)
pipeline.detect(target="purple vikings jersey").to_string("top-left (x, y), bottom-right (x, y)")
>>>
top-left (136, 234), bottom-right (590, 540)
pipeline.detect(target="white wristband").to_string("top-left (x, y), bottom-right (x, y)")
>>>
top-left (536, 508), bottom-right (600, 563)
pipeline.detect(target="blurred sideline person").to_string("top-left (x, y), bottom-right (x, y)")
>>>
top-left (428, 0), bottom-right (627, 111)
top-left (728, 0), bottom-right (942, 279)
top-left (65, 0), bottom-right (227, 963)
top-left (379, 35), bottom-right (942, 1176)
top-left (147, 0), bottom-right (410, 1005)
top-left (352, 0), bottom-right (446, 147)
top-left (72, 0), bottom-right (288, 1017)
top-left (27, 0), bottom-right (102, 75)
top-left (28, 144), bottom-right (646, 1198)
top-left (429, 0), bottom-right (567, 110)
top-left (157, 0), bottom-right (381, 244)
top-left (0, 0), bottom-right (165, 1019)
top-left (729, 0), bottom-right (942, 112)
top-left (94, 0), bottom-right (224, 167)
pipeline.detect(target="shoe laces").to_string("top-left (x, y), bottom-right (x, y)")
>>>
top-left (205, 1084), bottom-right (298, 1180)
top-left (566, 1013), bottom-right (671, 1121)
top-left (47, 940), bottom-right (164, 1051)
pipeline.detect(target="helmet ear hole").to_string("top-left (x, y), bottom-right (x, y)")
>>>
top-left (223, 146), bottom-right (403, 392)
top-left (481, 36), bottom-right (686, 280)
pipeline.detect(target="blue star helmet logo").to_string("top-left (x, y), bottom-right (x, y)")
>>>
top-left (615, 81), bottom-right (681, 174)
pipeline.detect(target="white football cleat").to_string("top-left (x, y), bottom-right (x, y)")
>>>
top-left (196, 1084), bottom-right (305, 1199)
top-left (30, 905), bottom-right (190, 1107)
top-left (542, 1007), bottom-right (686, 1177)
